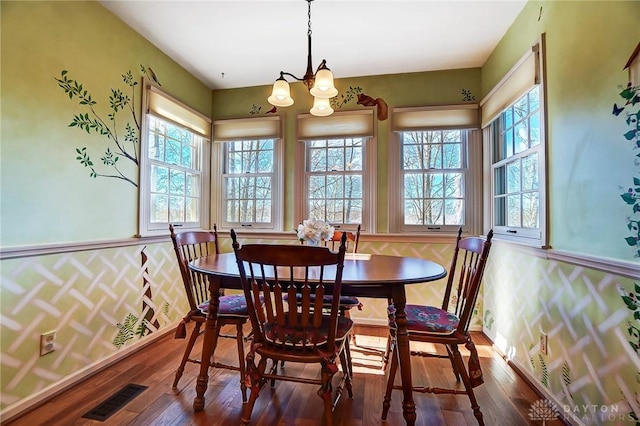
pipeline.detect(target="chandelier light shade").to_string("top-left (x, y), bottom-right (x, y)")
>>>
top-left (310, 96), bottom-right (334, 116)
top-left (268, 0), bottom-right (338, 116)
top-left (310, 65), bottom-right (338, 98)
top-left (267, 77), bottom-right (294, 107)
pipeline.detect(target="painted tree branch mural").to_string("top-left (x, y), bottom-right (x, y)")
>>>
top-left (54, 66), bottom-right (149, 187)
top-left (613, 43), bottom-right (640, 422)
top-left (614, 82), bottom-right (640, 257)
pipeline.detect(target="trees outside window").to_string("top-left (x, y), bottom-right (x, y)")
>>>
top-left (401, 130), bottom-right (466, 228)
top-left (492, 86), bottom-right (541, 232)
top-left (222, 139), bottom-right (275, 225)
top-left (148, 116), bottom-right (204, 225)
top-left (305, 137), bottom-right (364, 226)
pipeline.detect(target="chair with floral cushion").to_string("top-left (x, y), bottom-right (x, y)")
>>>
top-left (382, 228), bottom-right (493, 426)
top-left (231, 229), bottom-right (353, 426)
top-left (169, 224), bottom-right (250, 402)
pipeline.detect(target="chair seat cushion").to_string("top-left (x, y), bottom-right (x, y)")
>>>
top-left (283, 293), bottom-right (361, 309)
top-left (388, 304), bottom-right (459, 334)
top-left (263, 315), bottom-right (353, 347)
top-left (320, 295), bottom-right (361, 308)
top-left (198, 294), bottom-right (249, 317)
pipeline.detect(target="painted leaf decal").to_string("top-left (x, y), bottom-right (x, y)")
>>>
top-left (626, 236), bottom-right (638, 246)
top-left (621, 87), bottom-right (635, 100)
top-left (624, 130), bottom-right (637, 140)
top-left (621, 192), bottom-right (637, 204)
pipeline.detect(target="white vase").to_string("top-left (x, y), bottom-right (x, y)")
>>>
top-left (306, 239), bottom-right (320, 246)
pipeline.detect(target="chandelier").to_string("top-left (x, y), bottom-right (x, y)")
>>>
top-left (267, 0), bottom-right (338, 117)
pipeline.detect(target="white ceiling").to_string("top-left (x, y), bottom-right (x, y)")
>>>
top-left (100, 0), bottom-right (527, 91)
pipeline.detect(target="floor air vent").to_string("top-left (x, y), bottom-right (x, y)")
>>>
top-left (81, 383), bottom-right (148, 421)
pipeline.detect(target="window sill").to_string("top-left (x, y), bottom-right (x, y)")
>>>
top-left (490, 232), bottom-right (548, 249)
top-left (222, 230), bottom-right (463, 244)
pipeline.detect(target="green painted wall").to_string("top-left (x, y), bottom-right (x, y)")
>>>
top-left (212, 68), bottom-right (481, 233)
top-left (0, 1), bottom-right (211, 247)
top-left (483, 0), bottom-right (640, 261)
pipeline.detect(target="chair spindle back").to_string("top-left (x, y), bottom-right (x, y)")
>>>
top-left (442, 228), bottom-right (494, 334)
top-left (170, 224), bottom-right (219, 310)
top-left (232, 230), bottom-right (348, 353)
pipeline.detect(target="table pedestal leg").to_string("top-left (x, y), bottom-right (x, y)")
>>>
top-left (193, 276), bottom-right (221, 411)
top-left (391, 285), bottom-right (416, 425)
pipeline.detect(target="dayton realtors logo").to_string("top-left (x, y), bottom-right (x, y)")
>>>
top-left (562, 403), bottom-right (636, 423)
top-left (528, 399), bottom-right (560, 424)
top-left (529, 399), bottom-right (637, 424)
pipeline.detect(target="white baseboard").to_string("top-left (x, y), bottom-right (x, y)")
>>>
top-left (0, 324), bottom-right (178, 423)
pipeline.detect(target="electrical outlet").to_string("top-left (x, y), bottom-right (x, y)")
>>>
top-left (40, 330), bottom-right (56, 356)
top-left (539, 332), bottom-right (548, 355)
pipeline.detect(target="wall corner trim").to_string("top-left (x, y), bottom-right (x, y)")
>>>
top-left (0, 235), bottom-right (169, 260)
top-left (545, 249), bottom-right (639, 280)
top-left (493, 240), bottom-right (639, 280)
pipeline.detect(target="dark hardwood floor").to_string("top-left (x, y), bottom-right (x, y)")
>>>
top-left (5, 325), bottom-right (547, 425)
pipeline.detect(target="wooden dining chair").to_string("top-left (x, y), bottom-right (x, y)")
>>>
top-left (325, 224), bottom-right (361, 253)
top-left (291, 225), bottom-right (363, 343)
top-left (382, 228), bottom-right (494, 426)
top-left (169, 224), bottom-right (250, 401)
top-left (323, 225), bottom-right (362, 344)
top-left (231, 230), bottom-right (353, 426)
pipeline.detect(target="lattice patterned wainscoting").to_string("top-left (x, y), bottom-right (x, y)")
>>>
top-left (483, 244), bottom-right (640, 425)
top-left (0, 241), bottom-right (186, 414)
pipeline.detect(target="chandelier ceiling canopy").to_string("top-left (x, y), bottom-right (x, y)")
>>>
top-left (267, 0), bottom-right (337, 117)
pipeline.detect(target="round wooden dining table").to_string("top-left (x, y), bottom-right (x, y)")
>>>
top-left (189, 252), bottom-right (447, 426)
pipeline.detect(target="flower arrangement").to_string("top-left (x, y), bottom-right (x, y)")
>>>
top-left (297, 219), bottom-right (335, 246)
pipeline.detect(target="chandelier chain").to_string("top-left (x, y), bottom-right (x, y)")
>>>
top-left (307, 0), bottom-right (312, 37)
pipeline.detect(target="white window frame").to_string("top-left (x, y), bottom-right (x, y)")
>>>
top-left (481, 35), bottom-right (548, 247)
top-left (138, 81), bottom-right (211, 236)
top-left (212, 116), bottom-right (283, 231)
top-left (295, 109), bottom-right (376, 233)
top-left (389, 104), bottom-right (482, 234)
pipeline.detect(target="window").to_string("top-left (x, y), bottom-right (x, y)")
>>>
top-left (482, 35), bottom-right (547, 246)
top-left (222, 139), bottom-right (276, 226)
top-left (389, 105), bottom-right (481, 233)
top-left (306, 137), bottom-right (364, 225)
top-left (139, 83), bottom-right (211, 235)
top-left (212, 116), bottom-right (282, 230)
top-left (492, 87), bottom-right (540, 230)
top-left (401, 130), bottom-right (467, 229)
top-left (296, 110), bottom-right (375, 231)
